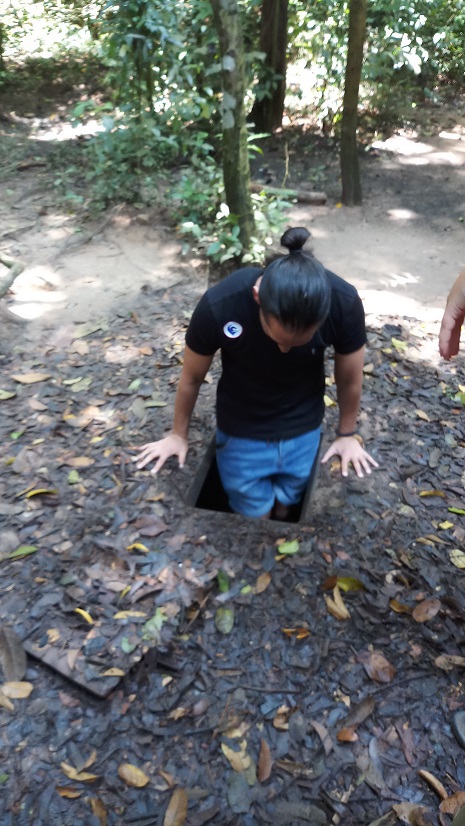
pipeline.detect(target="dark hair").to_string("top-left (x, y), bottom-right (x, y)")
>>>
top-left (258, 227), bottom-right (331, 331)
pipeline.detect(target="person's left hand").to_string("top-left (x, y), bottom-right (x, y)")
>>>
top-left (321, 436), bottom-right (379, 478)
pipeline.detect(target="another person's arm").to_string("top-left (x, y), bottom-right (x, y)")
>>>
top-left (321, 346), bottom-right (378, 478)
top-left (135, 346), bottom-right (213, 473)
top-left (439, 268), bottom-right (465, 359)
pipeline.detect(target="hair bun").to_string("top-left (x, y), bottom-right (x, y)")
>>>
top-left (280, 227), bottom-right (311, 253)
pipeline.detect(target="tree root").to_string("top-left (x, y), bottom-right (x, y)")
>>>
top-left (53, 204), bottom-right (125, 259)
top-left (0, 254), bottom-right (25, 298)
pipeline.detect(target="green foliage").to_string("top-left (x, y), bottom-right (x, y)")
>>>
top-left (287, 0), bottom-right (465, 124)
top-left (0, 0), bottom-right (101, 62)
top-left (51, 110), bottom-right (182, 212)
top-left (97, 0), bottom-right (221, 119)
top-left (170, 153), bottom-right (290, 265)
top-left (420, 0), bottom-right (465, 82)
top-left (251, 62), bottom-right (284, 103)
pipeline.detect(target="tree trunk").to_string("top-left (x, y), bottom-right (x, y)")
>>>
top-left (0, 23), bottom-right (5, 72)
top-left (340, 0), bottom-right (367, 206)
top-left (210, 0), bottom-right (255, 250)
top-left (250, 0), bottom-right (289, 132)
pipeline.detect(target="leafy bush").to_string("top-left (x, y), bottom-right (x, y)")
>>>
top-left (169, 154), bottom-right (291, 265)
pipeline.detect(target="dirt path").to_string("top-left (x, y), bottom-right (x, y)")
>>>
top-left (291, 121), bottom-right (465, 320)
top-left (2, 104), bottom-right (465, 347)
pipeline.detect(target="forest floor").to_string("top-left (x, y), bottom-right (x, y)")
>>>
top-left (0, 76), bottom-right (465, 826)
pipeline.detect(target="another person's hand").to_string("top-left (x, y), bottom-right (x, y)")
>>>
top-left (135, 434), bottom-right (188, 474)
top-left (439, 269), bottom-right (465, 360)
top-left (321, 436), bottom-right (379, 478)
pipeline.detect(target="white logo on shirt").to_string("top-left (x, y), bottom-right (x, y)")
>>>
top-left (223, 321), bottom-right (243, 339)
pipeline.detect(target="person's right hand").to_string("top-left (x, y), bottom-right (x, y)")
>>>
top-left (439, 270), bottom-right (465, 359)
top-left (439, 303), bottom-right (465, 360)
top-left (134, 434), bottom-right (188, 474)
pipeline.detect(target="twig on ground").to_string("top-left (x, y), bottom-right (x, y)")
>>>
top-left (0, 253), bottom-right (25, 298)
top-left (53, 204), bottom-right (125, 259)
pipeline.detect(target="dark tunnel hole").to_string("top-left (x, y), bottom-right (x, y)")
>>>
top-left (186, 436), bottom-right (321, 523)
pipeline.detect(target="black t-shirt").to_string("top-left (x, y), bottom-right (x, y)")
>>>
top-left (185, 267), bottom-right (367, 439)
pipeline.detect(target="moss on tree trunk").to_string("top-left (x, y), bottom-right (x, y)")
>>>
top-left (210, 0), bottom-right (255, 250)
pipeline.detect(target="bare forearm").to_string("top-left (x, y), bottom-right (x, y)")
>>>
top-left (172, 377), bottom-right (203, 439)
top-left (336, 381), bottom-right (362, 432)
top-left (333, 347), bottom-right (364, 432)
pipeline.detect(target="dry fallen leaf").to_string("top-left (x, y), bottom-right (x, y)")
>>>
top-left (415, 409), bottom-right (430, 421)
top-left (321, 575), bottom-right (365, 592)
top-left (62, 456), bottom-right (95, 468)
top-left (90, 797), bottom-right (107, 826)
top-left (158, 768), bottom-right (175, 787)
top-left (412, 598), bottom-right (441, 623)
top-left (273, 705), bottom-right (292, 731)
top-left (55, 786), bottom-right (82, 799)
top-left (435, 654), bottom-right (465, 671)
top-left (390, 599), bottom-right (412, 614)
top-left (163, 788), bottom-right (188, 826)
top-left (252, 572), bottom-right (271, 594)
top-left (221, 740), bottom-right (251, 772)
top-left (74, 608), bottom-right (94, 624)
top-left (81, 750), bottom-right (98, 770)
top-left (126, 543), bottom-right (150, 553)
top-left (325, 584), bottom-right (351, 620)
top-left (440, 791), bottom-right (465, 815)
top-left (1, 681), bottom-right (33, 699)
top-left (343, 696), bottom-right (376, 728)
top-left (0, 389), bottom-right (16, 400)
top-left (0, 691), bottom-right (14, 711)
top-left (23, 488), bottom-right (58, 499)
top-left (450, 549), bottom-right (465, 569)
top-left (281, 627), bottom-right (311, 640)
top-left (60, 762), bottom-right (99, 783)
top-left (168, 707), bottom-right (189, 721)
top-left (117, 763), bottom-right (149, 788)
top-left (418, 769), bottom-right (448, 800)
top-left (357, 650), bottom-right (396, 683)
top-left (11, 372), bottom-right (52, 384)
top-left (393, 801), bottom-right (432, 823)
top-left (257, 738), bottom-right (272, 782)
top-left (337, 726), bottom-right (358, 743)
top-left (309, 720), bottom-right (333, 756)
top-left (100, 668), bottom-right (125, 678)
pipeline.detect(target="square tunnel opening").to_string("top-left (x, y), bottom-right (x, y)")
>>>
top-left (186, 436), bottom-right (321, 523)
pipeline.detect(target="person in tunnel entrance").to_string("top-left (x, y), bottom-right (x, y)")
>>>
top-left (135, 226), bottom-right (378, 519)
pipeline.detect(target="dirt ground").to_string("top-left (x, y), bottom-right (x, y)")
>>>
top-left (1, 98), bottom-right (465, 336)
top-left (1, 96), bottom-right (465, 826)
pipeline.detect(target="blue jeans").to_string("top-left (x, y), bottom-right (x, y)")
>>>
top-left (215, 427), bottom-right (321, 518)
